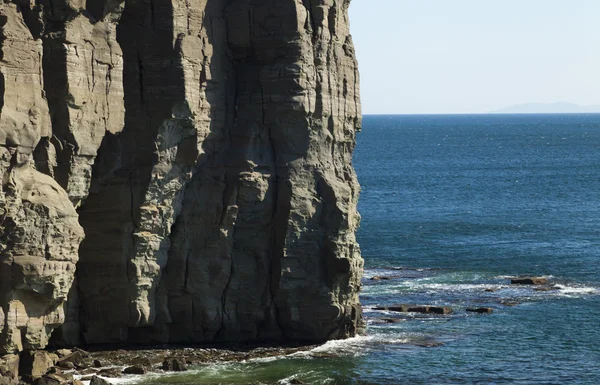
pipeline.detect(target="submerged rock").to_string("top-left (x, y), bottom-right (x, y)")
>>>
top-left (370, 276), bottom-right (392, 281)
top-left (374, 305), bottom-right (453, 315)
top-left (466, 307), bottom-right (494, 314)
top-left (534, 286), bottom-right (559, 292)
top-left (378, 318), bottom-right (404, 324)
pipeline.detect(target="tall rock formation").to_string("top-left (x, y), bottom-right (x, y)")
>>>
top-left (0, 0), bottom-right (362, 355)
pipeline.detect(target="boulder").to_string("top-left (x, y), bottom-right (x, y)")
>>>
top-left (90, 376), bottom-right (112, 385)
top-left (57, 350), bottom-right (91, 369)
top-left (54, 350), bottom-right (73, 359)
top-left (79, 368), bottom-right (99, 375)
top-left (19, 351), bottom-right (57, 379)
top-left (0, 354), bottom-right (19, 379)
top-left (57, 362), bottom-right (75, 370)
top-left (96, 368), bottom-right (122, 378)
top-left (32, 374), bottom-right (68, 385)
top-left (129, 357), bottom-right (152, 367)
top-left (0, 378), bottom-right (16, 385)
top-left (122, 365), bottom-right (147, 375)
top-left (511, 277), bottom-right (548, 285)
top-left (93, 359), bottom-right (110, 368)
top-left (162, 357), bottom-right (187, 372)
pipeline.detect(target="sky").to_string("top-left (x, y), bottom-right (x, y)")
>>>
top-left (349, 0), bottom-right (600, 114)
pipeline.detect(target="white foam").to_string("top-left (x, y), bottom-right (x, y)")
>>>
top-left (244, 355), bottom-right (283, 364)
top-left (106, 377), bottom-right (142, 385)
top-left (555, 284), bottom-right (598, 295)
top-left (418, 283), bottom-right (508, 292)
top-left (496, 275), bottom-right (555, 280)
top-left (287, 333), bottom-right (421, 359)
top-left (305, 334), bottom-right (372, 355)
top-left (77, 376), bottom-right (141, 385)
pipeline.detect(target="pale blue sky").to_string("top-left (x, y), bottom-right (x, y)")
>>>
top-left (349, 0), bottom-right (600, 114)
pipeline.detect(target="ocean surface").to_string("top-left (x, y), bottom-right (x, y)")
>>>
top-left (134, 114), bottom-right (600, 384)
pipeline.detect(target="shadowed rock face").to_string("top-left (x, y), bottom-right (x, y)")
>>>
top-left (0, 0), bottom-right (362, 354)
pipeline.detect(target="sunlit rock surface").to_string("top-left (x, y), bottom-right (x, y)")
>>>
top-left (0, 0), bottom-right (362, 354)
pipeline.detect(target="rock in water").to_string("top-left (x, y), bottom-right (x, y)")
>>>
top-left (374, 305), bottom-right (453, 315)
top-left (89, 376), bottom-right (112, 385)
top-left (0, 0), bottom-right (362, 351)
top-left (466, 307), bottom-right (494, 314)
top-left (162, 357), bottom-right (187, 372)
top-left (370, 276), bottom-right (392, 281)
top-left (122, 365), bottom-right (147, 375)
top-left (511, 277), bottom-right (549, 285)
top-left (56, 349), bottom-right (92, 369)
top-left (32, 374), bottom-right (68, 385)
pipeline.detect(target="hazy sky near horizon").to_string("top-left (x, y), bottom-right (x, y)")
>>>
top-left (349, 1), bottom-right (600, 114)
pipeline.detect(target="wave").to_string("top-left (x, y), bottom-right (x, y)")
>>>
top-left (496, 275), bottom-right (556, 280)
top-left (555, 284), bottom-right (598, 296)
top-left (288, 333), bottom-right (423, 359)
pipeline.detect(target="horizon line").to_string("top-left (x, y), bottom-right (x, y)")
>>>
top-left (361, 112), bottom-right (600, 116)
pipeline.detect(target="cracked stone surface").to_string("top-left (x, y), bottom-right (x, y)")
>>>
top-left (0, 0), bottom-right (362, 354)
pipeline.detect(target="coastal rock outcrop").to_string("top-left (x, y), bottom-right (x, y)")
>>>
top-left (0, 0), bottom-right (363, 359)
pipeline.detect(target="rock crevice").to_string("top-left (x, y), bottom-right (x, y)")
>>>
top-left (0, 0), bottom-right (362, 356)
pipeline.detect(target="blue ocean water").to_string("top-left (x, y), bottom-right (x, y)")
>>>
top-left (355, 114), bottom-right (600, 385)
top-left (135, 114), bottom-right (600, 385)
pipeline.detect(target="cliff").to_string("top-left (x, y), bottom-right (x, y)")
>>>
top-left (0, 0), bottom-right (362, 358)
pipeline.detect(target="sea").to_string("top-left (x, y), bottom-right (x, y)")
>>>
top-left (132, 114), bottom-right (600, 384)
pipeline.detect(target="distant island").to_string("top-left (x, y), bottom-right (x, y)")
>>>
top-left (492, 102), bottom-right (600, 114)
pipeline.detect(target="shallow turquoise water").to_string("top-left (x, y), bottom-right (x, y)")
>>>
top-left (132, 114), bottom-right (600, 384)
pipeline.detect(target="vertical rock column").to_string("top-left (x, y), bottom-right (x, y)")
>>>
top-left (157, 0), bottom-right (363, 343)
top-left (42, 11), bottom-right (125, 206)
top-left (226, 0), bottom-right (363, 341)
top-left (36, 0), bottom-right (126, 346)
top-left (75, 0), bottom-right (227, 344)
top-left (0, 3), bottom-right (84, 354)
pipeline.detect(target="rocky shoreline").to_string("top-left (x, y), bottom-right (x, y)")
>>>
top-left (1, 343), bottom-right (325, 385)
top-left (1, 275), bottom-right (557, 385)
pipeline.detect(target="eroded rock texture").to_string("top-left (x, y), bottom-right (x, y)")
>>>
top-left (0, 0), bottom-right (362, 354)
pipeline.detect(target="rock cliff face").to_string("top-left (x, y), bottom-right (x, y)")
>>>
top-left (0, 0), bottom-right (362, 355)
